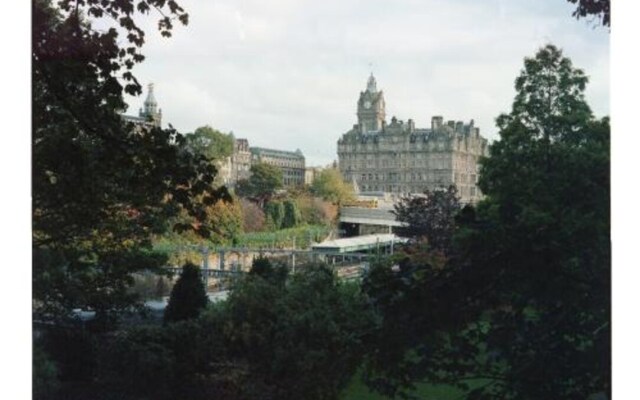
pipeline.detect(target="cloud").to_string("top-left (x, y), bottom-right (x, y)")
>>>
top-left (123, 0), bottom-right (609, 166)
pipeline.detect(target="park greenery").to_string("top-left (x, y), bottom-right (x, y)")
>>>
top-left (32, 0), bottom-right (229, 328)
top-left (184, 125), bottom-right (235, 162)
top-left (361, 44), bottom-right (610, 400)
top-left (33, 0), bottom-right (610, 399)
top-left (311, 167), bottom-right (357, 205)
top-left (236, 162), bottom-right (284, 207)
top-left (163, 263), bottom-right (209, 324)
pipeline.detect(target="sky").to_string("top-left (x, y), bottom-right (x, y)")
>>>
top-left (121, 0), bottom-right (609, 167)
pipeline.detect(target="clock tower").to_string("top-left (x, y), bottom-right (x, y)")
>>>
top-left (357, 73), bottom-right (386, 133)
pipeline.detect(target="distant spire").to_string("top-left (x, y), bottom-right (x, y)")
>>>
top-left (366, 73), bottom-right (377, 93)
top-left (144, 83), bottom-right (157, 107)
top-left (142, 82), bottom-right (157, 116)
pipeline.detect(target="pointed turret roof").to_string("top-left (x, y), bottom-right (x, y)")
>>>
top-left (366, 73), bottom-right (377, 93)
top-left (144, 83), bottom-right (157, 106)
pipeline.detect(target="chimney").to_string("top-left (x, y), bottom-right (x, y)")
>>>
top-left (431, 116), bottom-right (443, 130)
top-left (455, 121), bottom-right (464, 133)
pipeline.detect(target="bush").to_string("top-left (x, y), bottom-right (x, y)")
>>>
top-left (164, 263), bottom-right (208, 324)
top-left (241, 198), bottom-right (266, 232)
top-left (213, 263), bottom-right (377, 400)
top-left (264, 201), bottom-right (285, 230)
top-left (33, 344), bottom-right (60, 400)
top-left (282, 199), bottom-right (301, 228)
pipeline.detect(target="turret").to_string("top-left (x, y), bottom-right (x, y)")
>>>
top-left (139, 83), bottom-right (162, 127)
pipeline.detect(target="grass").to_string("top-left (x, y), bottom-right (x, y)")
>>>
top-left (235, 224), bottom-right (331, 249)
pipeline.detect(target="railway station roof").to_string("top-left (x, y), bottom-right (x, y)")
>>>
top-left (311, 234), bottom-right (407, 254)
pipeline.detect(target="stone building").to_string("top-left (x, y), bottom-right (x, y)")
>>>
top-left (122, 83), bottom-right (162, 128)
top-left (337, 74), bottom-right (488, 204)
top-left (250, 147), bottom-right (306, 187)
top-left (231, 138), bottom-right (252, 184)
top-left (304, 166), bottom-right (324, 186)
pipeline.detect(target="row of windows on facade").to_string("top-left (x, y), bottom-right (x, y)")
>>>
top-left (283, 169), bottom-right (305, 177)
top-left (342, 159), bottom-right (480, 170)
top-left (354, 172), bottom-right (478, 183)
top-left (341, 152), bottom-right (479, 160)
top-left (257, 157), bottom-right (304, 169)
top-left (339, 140), bottom-right (482, 152)
top-left (284, 177), bottom-right (304, 186)
top-left (358, 184), bottom-right (477, 197)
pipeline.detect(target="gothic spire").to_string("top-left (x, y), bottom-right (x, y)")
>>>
top-left (366, 73), bottom-right (377, 93)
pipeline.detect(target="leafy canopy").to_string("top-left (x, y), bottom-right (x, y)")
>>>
top-left (567, 0), bottom-right (610, 27)
top-left (363, 44), bottom-right (610, 400)
top-left (311, 168), bottom-right (355, 205)
top-left (32, 0), bottom-right (228, 324)
top-left (185, 125), bottom-right (234, 161)
top-left (236, 162), bottom-right (283, 206)
top-left (393, 185), bottom-right (461, 255)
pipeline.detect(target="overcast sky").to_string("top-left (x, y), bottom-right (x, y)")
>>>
top-left (122, 0), bottom-right (609, 166)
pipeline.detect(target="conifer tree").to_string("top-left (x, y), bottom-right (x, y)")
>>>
top-left (164, 263), bottom-right (209, 323)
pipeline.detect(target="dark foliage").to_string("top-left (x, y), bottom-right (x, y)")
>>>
top-left (363, 44), bottom-right (610, 400)
top-left (214, 264), bottom-right (376, 400)
top-left (91, 262), bottom-right (375, 400)
top-left (282, 199), bottom-right (302, 228)
top-left (164, 263), bottom-right (209, 323)
top-left (236, 163), bottom-right (283, 207)
top-left (567, 0), bottom-right (610, 27)
top-left (248, 256), bottom-right (288, 284)
top-left (393, 185), bottom-right (461, 255)
top-left (33, 0), bottom-right (228, 324)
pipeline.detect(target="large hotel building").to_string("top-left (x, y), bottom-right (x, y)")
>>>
top-left (337, 74), bottom-right (488, 204)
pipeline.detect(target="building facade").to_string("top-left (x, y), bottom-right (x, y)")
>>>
top-left (122, 83), bottom-right (162, 128)
top-left (231, 138), bottom-right (252, 184)
top-left (250, 147), bottom-right (306, 187)
top-left (337, 74), bottom-right (488, 204)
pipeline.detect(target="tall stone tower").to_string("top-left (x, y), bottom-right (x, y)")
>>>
top-left (356, 74), bottom-right (386, 133)
top-left (139, 83), bottom-right (162, 127)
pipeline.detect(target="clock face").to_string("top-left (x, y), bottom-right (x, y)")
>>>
top-left (364, 101), bottom-right (372, 109)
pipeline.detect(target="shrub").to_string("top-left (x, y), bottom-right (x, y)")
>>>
top-left (164, 263), bottom-right (208, 324)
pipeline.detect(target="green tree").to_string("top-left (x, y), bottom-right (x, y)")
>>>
top-left (248, 256), bottom-right (288, 284)
top-left (33, 0), bottom-right (226, 326)
top-left (215, 264), bottom-right (376, 400)
top-left (393, 185), bottom-right (461, 255)
top-left (282, 199), bottom-right (302, 229)
top-left (164, 263), bottom-right (209, 324)
top-left (236, 163), bottom-right (283, 207)
top-left (264, 200), bottom-right (285, 230)
top-left (185, 125), bottom-right (234, 161)
top-left (363, 44), bottom-right (610, 400)
top-left (311, 168), bottom-right (355, 205)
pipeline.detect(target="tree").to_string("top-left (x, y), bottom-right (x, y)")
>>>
top-left (264, 200), bottom-right (285, 230)
top-left (311, 168), bottom-right (355, 205)
top-left (215, 263), bottom-right (376, 400)
top-left (393, 185), bottom-right (461, 255)
top-left (33, 0), bottom-right (227, 325)
top-left (363, 44), bottom-right (610, 400)
top-left (282, 199), bottom-right (302, 229)
top-left (240, 198), bottom-right (266, 232)
top-left (567, 0), bottom-right (610, 27)
top-left (248, 256), bottom-right (288, 284)
top-left (185, 125), bottom-right (234, 161)
top-left (236, 163), bottom-right (283, 207)
top-left (164, 263), bottom-right (209, 324)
